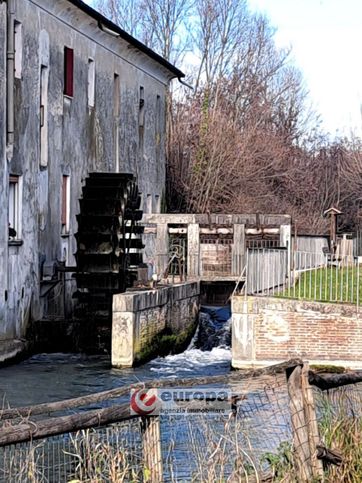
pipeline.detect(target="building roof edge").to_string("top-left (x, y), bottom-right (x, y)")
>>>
top-left (68, 0), bottom-right (185, 80)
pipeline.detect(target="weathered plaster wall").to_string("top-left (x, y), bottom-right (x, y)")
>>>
top-left (0, 2), bottom-right (8, 336)
top-left (232, 296), bottom-right (362, 368)
top-left (112, 281), bottom-right (200, 367)
top-left (2, 0), bottom-right (173, 342)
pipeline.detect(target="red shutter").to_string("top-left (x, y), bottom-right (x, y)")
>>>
top-left (64, 47), bottom-right (74, 97)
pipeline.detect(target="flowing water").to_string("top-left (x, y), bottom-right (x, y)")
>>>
top-left (0, 306), bottom-right (292, 482)
top-left (0, 306), bottom-right (231, 408)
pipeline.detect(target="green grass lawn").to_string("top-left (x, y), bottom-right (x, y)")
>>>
top-left (279, 265), bottom-right (362, 305)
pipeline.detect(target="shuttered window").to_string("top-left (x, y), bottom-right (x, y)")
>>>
top-left (64, 47), bottom-right (74, 97)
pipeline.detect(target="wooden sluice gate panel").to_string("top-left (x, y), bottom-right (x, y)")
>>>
top-left (201, 237), bottom-right (233, 277)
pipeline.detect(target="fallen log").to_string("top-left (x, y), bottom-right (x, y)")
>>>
top-left (308, 371), bottom-right (362, 391)
top-left (0, 403), bottom-right (133, 447)
top-left (0, 359), bottom-right (302, 421)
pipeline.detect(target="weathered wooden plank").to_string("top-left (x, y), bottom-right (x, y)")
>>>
top-left (287, 364), bottom-right (312, 482)
top-left (142, 417), bottom-right (163, 483)
top-left (301, 363), bottom-right (324, 479)
top-left (0, 403), bottom-right (134, 447)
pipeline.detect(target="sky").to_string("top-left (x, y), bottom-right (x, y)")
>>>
top-left (85, 0), bottom-right (362, 137)
top-left (248, 0), bottom-right (362, 137)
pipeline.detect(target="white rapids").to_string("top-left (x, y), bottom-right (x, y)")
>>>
top-left (149, 307), bottom-right (231, 378)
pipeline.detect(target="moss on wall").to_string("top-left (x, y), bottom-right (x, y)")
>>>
top-left (135, 319), bottom-right (198, 365)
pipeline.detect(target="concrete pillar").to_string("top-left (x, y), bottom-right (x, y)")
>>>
top-left (280, 224), bottom-right (291, 248)
top-left (112, 311), bottom-right (135, 368)
top-left (280, 224), bottom-right (292, 276)
top-left (231, 296), bottom-right (255, 368)
top-left (187, 223), bottom-right (200, 278)
top-left (232, 224), bottom-right (245, 276)
top-left (155, 223), bottom-right (168, 278)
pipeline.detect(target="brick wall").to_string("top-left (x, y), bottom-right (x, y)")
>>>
top-left (232, 296), bottom-right (362, 367)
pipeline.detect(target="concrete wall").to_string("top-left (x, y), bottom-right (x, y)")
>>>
top-left (0, 3), bottom-right (8, 337)
top-left (232, 296), bottom-right (362, 368)
top-left (112, 281), bottom-right (200, 367)
top-left (294, 235), bottom-right (329, 254)
top-left (1, 0), bottom-right (175, 341)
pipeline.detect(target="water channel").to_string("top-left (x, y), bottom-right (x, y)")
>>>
top-left (0, 306), bottom-right (293, 482)
top-left (0, 306), bottom-right (232, 408)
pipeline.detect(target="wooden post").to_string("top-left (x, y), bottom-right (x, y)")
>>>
top-left (301, 363), bottom-right (324, 479)
top-left (286, 363), bottom-right (324, 482)
top-left (141, 416), bottom-right (163, 483)
top-left (232, 224), bottom-right (245, 276)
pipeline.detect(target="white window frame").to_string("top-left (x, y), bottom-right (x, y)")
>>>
top-left (14, 21), bottom-right (22, 79)
top-left (87, 58), bottom-right (95, 108)
top-left (146, 194), bottom-right (152, 214)
top-left (9, 175), bottom-right (22, 240)
top-left (61, 175), bottom-right (71, 235)
top-left (40, 64), bottom-right (49, 167)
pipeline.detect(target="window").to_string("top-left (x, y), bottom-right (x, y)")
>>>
top-left (40, 65), bottom-right (49, 167)
top-left (64, 47), bottom-right (74, 97)
top-left (113, 73), bottom-right (120, 117)
top-left (114, 74), bottom-right (120, 172)
top-left (156, 95), bottom-right (161, 163)
top-left (9, 175), bottom-right (21, 240)
top-left (154, 194), bottom-right (160, 213)
top-left (61, 175), bottom-right (70, 234)
top-left (87, 58), bottom-right (95, 107)
top-left (146, 194), bottom-right (152, 214)
top-left (139, 86), bottom-right (145, 127)
top-left (14, 21), bottom-right (22, 79)
top-left (139, 86), bottom-right (145, 160)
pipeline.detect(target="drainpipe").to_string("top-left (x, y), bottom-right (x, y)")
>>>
top-left (6, 0), bottom-right (15, 159)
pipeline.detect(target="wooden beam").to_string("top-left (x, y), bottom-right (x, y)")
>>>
top-left (301, 364), bottom-right (324, 478)
top-left (0, 403), bottom-right (135, 447)
top-left (287, 364), bottom-right (312, 482)
top-left (309, 370), bottom-right (362, 390)
top-left (287, 363), bottom-right (324, 482)
top-left (142, 417), bottom-right (163, 482)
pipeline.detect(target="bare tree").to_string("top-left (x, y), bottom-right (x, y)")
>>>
top-left (94, 0), bottom-right (145, 38)
top-left (94, 0), bottom-right (192, 64)
top-left (94, 0), bottom-right (362, 234)
top-left (193, 0), bottom-right (249, 92)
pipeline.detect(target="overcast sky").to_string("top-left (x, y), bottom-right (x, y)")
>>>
top-left (85, 0), bottom-right (362, 137)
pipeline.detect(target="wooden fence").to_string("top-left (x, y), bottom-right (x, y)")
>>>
top-left (0, 360), bottom-right (361, 482)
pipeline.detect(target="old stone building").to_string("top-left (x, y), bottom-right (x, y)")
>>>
top-left (0, 0), bottom-right (183, 357)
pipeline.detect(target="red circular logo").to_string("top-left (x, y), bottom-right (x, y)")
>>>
top-left (130, 389), bottom-right (158, 415)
